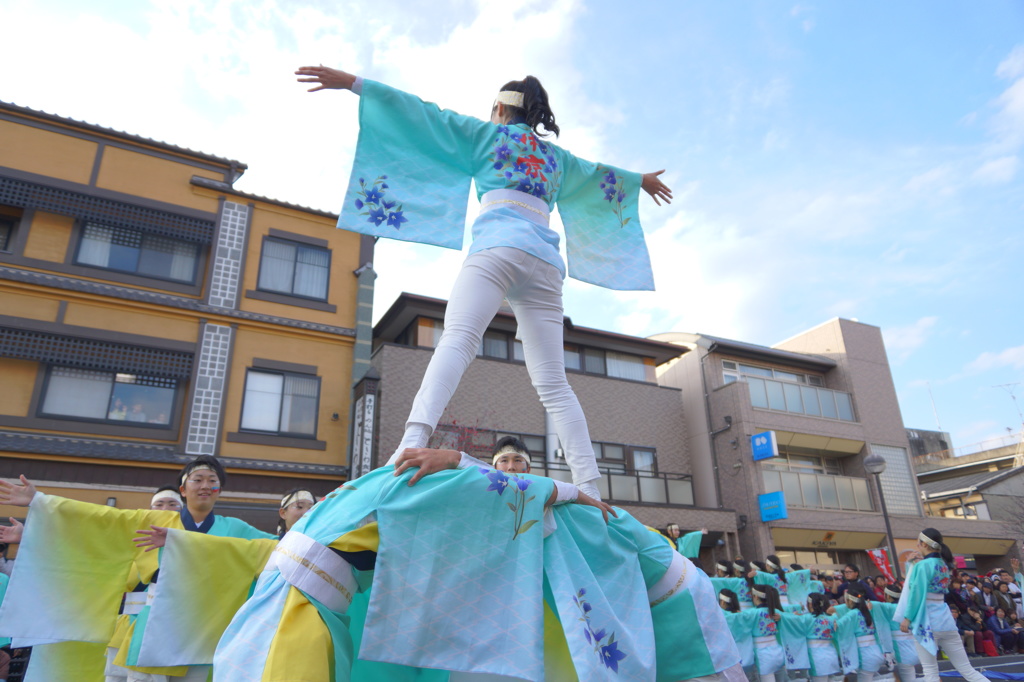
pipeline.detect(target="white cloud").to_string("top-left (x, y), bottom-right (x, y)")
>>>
top-left (996, 45), bottom-right (1024, 81)
top-left (882, 316), bottom-right (939, 363)
top-left (903, 164), bottom-right (955, 194)
top-left (965, 344), bottom-right (1024, 373)
top-left (751, 78), bottom-right (790, 109)
top-left (762, 129), bottom-right (788, 152)
top-left (972, 155), bottom-right (1019, 184)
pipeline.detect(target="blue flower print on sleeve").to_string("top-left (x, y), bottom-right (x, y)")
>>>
top-left (598, 167), bottom-right (631, 228)
top-left (574, 587), bottom-right (629, 673)
top-left (354, 175), bottom-right (409, 230)
top-left (489, 125), bottom-right (561, 201)
top-left (479, 468), bottom-right (537, 539)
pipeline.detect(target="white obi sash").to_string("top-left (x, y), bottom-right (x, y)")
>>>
top-left (269, 531), bottom-right (358, 613)
top-left (479, 189), bottom-right (550, 226)
top-left (122, 591), bottom-right (147, 616)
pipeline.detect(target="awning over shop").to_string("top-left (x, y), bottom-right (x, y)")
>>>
top-left (772, 527), bottom-right (885, 550)
top-left (942, 536), bottom-right (1016, 556)
top-left (773, 431), bottom-right (864, 455)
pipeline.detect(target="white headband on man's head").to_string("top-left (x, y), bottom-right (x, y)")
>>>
top-left (281, 490), bottom-right (316, 509)
top-left (181, 464), bottom-right (216, 486)
top-left (919, 532), bottom-right (940, 549)
top-left (151, 490), bottom-right (182, 506)
top-left (494, 90), bottom-right (524, 108)
top-left (492, 444), bottom-right (531, 466)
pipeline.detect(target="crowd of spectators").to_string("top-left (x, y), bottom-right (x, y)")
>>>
top-left (805, 559), bottom-right (1024, 657)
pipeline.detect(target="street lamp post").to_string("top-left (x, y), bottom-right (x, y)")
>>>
top-left (864, 451), bottom-right (902, 582)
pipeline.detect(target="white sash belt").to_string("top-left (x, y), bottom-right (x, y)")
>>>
top-left (122, 591), bottom-right (147, 616)
top-left (893, 631), bottom-right (914, 640)
top-left (270, 531), bottom-right (357, 613)
top-left (479, 189), bottom-right (550, 226)
top-left (648, 551), bottom-right (689, 607)
top-left (926, 593), bottom-right (945, 602)
top-left (754, 635), bottom-right (777, 646)
top-left (857, 635), bottom-right (876, 646)
top-left (809, 639), bottom-right (834, 648)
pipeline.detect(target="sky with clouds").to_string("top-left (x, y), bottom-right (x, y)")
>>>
top-left (2, 0), bottom-right (1022, 453)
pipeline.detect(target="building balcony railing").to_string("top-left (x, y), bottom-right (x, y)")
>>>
top-left (540, 463), bottom-right (695, 506)
top-left (762, 469), bottom-right (874, 512)
top-left (745, 377), bottom-right (856, 422)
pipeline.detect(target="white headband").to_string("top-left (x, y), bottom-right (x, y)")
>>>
top-left (494, 90), bottom-right (524, 108)
top-left (719, 593), bottom-right (732, 604)
top-left (151, 490), bottom-right (182, 506)
top-left (846, 594), bottom-right (862, 604)
top-left (717, 563), bottom-right (730, 573)
top-left (281, 490), bottom-right (316, 508)
top-left (766, 559), bottom-right (780, 571)
top-left (492, 445), bottom-right (531, 466)
top-left (733, 562), bottom-right (745, 573)
top-left (919, 532), bottom-right (940, 549)
top-left (181, 464), bottom-right (216, 486)
top-left (884, 588), bottom-right (901, 599)
top-left (752, 588), bottom-right (767, 600)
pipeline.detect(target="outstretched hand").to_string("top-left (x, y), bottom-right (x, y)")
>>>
top-left (133, 526), bottom-right (169, 553)
top-left (641, 170), bottom-right (672, 206)
top-left (295, 65), bottom-right (357, 92)
top-left (393, 448), bottom-right (461, 486)
top-left (576, 490), bottom-right (618, 524)
top-left (0, 476), bottom-right (37, 507)
top-left (0, 517), bottom-right (23, 544)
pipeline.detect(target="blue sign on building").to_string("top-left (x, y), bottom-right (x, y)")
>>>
top-left (751, 430), bottom-right (779, 461)
top-left (759, 491), bottom-right (788, 522)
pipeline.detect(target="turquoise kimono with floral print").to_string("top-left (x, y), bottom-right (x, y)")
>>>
top-left (893, 555), bottom-right (954, 656)
top-left (712, 577), bottom-right (754, 607)
top-left (833, 604), bottom-right (891, 673)
top-left (778, 612), bottom-right (844, 675)
top-left (338, 80), bottom-right (655, 291)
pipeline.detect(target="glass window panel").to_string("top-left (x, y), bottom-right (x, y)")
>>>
top-left (783, 383), bottom-right (804, 414)
top-left (632, 448), bottom-right (655, 472)
top-left (723, 373), bottom-right (738, 384)
top-left (871, 444), bottom-right (919, 515)
top-left (111, 374), bottom-right (176, 425)
top-left (106, 227), bottom-right (143, 272)
top-left (807, 375), bottom-right (824, 387)
top-left (281, 375), bottom-right (319, 435)
top-left (667, 478), bottom-right (694, 505)
top-left (258, 240), bottom-right (297, 293)
top-left (547, 468), bottom-right (573, 483)
top-left (766, 379), bottom-right (786, 410)
top-left (819, 389), bottom-right (839, 419)
top-left (241, 371), bottom-right (283, 432)
top-left (835, 392), bottom-right (855, 421)
top-left (564, 345), bottom-right (581, 370)
top-left (609, 474), bottom-right (638, 501)
top-left (774, 370), bottom-right (802, 383)
top-left (0, 219), bottom-right (12, 251)
top-left (639, 476), bottom-right (668, 503)
top-left (293, 245), bottom-right (330, 299)
top-left (851, 478), bottom-right (872, 511)
top-left (748, 377), bottom-right (769, 408)
top-left (795, 551), bottom-right (818, 565)
top-left (781, 472), bottom-right (802, 506)
top-left (602, 444), bottom-right (625, 460)
top-left (139, 235), bottom-right (198, 282)
top-left (522, 435), bottom-right (545, 456)
top-left (481, 331), bottom-right (508, 359)
top-left (42, 367), bottom-right (112, 419)
top-left (800, 386), bottom-right (821, 416)
top-left (77, 224), bottom-right (114, 267)
top-left (836, 477), bottom-right (855, 510)
top-left (513, 340), bottom-right (525, 361)
top-left (584, 348), bottom-right (605, 374)
top-left (762, 470), bottom-right (783, 493)
top-left (739, 364), bottom-right (774, 377)
top-left (819, 475), bottom-right (839, 508)
top-left (723, 360), bottom-right (738, 370)
top-left (596, 475), bottom-right (610, 500)
top-left (606, 352), bottom-right (647, 381)
top-left (800, 473), bottom-right (822, 507)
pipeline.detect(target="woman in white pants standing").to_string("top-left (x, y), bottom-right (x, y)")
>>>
top-left (896, 527), bottom-right (989, 682)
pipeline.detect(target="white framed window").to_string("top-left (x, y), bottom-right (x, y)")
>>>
top-left (40, 366), bottom-right (176, 426)
top-left (257, 237), bottom-right (331, 300)
top-left (75, 223), bottom-right (199, 283)
top-left (240, 369), bottom-right (320, 437)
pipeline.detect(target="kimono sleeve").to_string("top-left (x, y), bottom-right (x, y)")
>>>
top-left (555, 152), bottom-right (654, 291)
top-left (778, 612), bottom-right (811, 670)
top-left (893, 559), bottom-right (926, 625)
top-left (834, 609), bottom-right (862, 674)
top-left (677, 530), bottom-right (703, 559)
top-left (870, 602), bottom-right (894, 654)
top-left (338, 79), bottom-right (495, 250)
top-left (786, 570), bottom-right (813, 608)
top-left (0, 493), bottom-right (178, 645)
top-left (130, 530), bottom-right (277, 667)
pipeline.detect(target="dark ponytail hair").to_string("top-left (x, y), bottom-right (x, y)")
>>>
top-left (719, 588), bottom-right (741, 613)
top-left (766, 554), bottom-right (788, 583)
top-left (498, 76), bottom-right (559, 138)
top-left (921, 527), bottom-right (955, 569)
top-left (845, 584), bottom-right (873, 628)
top-left (732, 558), bottom-right (750, 580)
top-left (808, 592), bottom-right (831, 616)
top-left (755, 584), bottom-right (783, 617)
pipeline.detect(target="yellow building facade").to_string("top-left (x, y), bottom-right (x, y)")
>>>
top-left (0, 101), bottom-right (372, 532)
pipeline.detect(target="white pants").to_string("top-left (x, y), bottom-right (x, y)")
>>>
top-left (915, 629), bottom-right (988, 682)
top-left (393, 247), bottom-right (601, 487)
top-left (895, 662), bottom-right (917, 682)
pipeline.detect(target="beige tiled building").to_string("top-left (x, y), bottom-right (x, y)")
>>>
top-left (363, 293), bottom-right (740, 562)
top-left (655, 318), bottom-right (1015, 573)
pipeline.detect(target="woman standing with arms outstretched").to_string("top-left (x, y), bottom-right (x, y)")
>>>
top-left (296, 65), bottom-right (672, 499)
top-left (896, 527), bottom-right (990, 682)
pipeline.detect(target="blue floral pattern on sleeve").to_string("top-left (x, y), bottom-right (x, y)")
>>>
top-left (478, 468), bottom-right (537, 539)
top-left (354, 175), bottom-right (408, 229)
top-left (928, 563), bottom-right (951, 593)
top-left (574, 588), bottom-right (628, 673)
top-left (598, 167), bottom-right (630, 228)
top-left (489, 126), bottom-right (560, 201)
